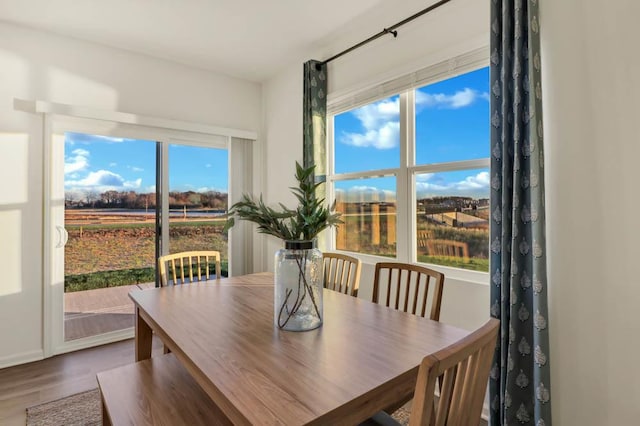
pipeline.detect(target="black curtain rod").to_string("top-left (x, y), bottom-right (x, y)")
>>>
top-left (320, 0), bottom-right (453, 67)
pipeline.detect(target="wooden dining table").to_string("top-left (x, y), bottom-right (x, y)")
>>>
top-left (129, 272), bottom-right (469, 425)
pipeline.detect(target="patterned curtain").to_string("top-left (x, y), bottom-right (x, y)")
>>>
top-left (303, 60), bottom-right (327, 182)
top-left (489, 1), bottom-right (552, 425)
top-left (303, 60), bottom-right (328, 247)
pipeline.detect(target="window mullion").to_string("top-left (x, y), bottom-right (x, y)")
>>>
top-left (406, 90), bottom-right (417, 263)
top-left (396, 92), bottom-right (410, 262)
top-left (326, 116), bottom-right (336, 251)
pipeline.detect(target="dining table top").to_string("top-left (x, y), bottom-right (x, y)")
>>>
top-left (129, 272), bottom-right (469, 425)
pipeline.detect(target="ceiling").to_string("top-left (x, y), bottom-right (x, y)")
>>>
top-left (0, 0), bottom-right (421, 82)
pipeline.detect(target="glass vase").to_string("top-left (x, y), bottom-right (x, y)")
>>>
top-left (274, 240), bottom-right (323, 331)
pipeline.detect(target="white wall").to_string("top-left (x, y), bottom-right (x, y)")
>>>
top-left (261, 0), bottom-right (490, 331)
top-left (541, 1), bottom-right (640, 424)
top-left (0, 22), bottom-right (261, 367)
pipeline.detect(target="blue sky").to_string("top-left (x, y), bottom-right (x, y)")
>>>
top-left (334, 67), bottom-right (489, 200)
top-left (64, 133), bottom-right (228, 197)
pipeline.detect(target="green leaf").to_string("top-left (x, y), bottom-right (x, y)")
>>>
top-left (225, 161), bottom-right (342, 242)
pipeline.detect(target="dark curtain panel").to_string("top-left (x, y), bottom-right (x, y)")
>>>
top-left (489, 0), bottom-right (552, 425)
top-left (302, 60), bottom-right (327, 183)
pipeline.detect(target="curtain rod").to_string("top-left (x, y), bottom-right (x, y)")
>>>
top-left (320, 0), bottom-right (453, 66)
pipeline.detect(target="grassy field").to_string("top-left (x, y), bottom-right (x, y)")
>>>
top-left (64, 217), bottom-right (228, 292)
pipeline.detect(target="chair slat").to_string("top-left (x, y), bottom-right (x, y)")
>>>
top-left (322, 253), bottom-right (362, 297)
top-left (372, 262), bottom-right (445, 321)
top-left (435, 367), bottom-right (456, 426)
top-left (158, 251), bottom-right (221, 287)
top-left (170, 259), bottom-right (178, 285)
top-left (412, 274), bottom-right (420, 315)
top-left (181, 257), bottom-right (188, 283)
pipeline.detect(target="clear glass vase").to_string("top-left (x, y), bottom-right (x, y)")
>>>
top-left (274, 240), bottom-right (323, 331)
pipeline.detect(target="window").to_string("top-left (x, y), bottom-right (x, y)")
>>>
top-left (329, 64), bottom-right (490, 273)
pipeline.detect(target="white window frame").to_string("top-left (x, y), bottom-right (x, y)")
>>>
top-left (326, 48), bottom-right (490, 284)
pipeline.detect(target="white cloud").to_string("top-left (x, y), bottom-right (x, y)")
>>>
top-left (416, 88), bottom-right (489, 109)
top-left (64, 148), bottom-right (90, 175)
top-left (65, 170), bottom-right (142, 192)
top-left (196, 186), bottom-right (226, 193)
top-left (416, 171), bottom-right (490, 196)
top-left (109, 162), bottom-right (118, 167)
top-left (340, 122), bottom-right (399, 149)
top-left (456, 171), bottom-right (490, 190)
top-left (129, 166), bottom-right (144, 172)
top-left (125, 178), bottom-right (143, 189)
top-left (339, 98), bottom-right (400, 149)
top-left (416, 173), bottom-right (435, 182)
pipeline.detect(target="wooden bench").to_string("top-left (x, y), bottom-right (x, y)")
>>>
top-left (97, 353), bottom-right (230, 425)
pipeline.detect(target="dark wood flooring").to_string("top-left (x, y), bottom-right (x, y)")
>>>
top-left (0, 338), bottom-right (163, 425)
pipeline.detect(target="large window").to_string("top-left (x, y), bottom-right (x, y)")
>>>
top-left (329, 66), bottom-right (490, 272)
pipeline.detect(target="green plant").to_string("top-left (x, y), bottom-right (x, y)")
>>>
top-left (225, 162), bottom-right (341, 330)
top-left (224, 162), bottom-right (342, 241)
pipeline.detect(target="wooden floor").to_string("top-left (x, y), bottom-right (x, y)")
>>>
top-left (0, 338), bottom-right (163, 426)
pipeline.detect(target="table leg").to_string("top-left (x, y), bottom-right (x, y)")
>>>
top-left (135, 306), bottom-right (153, 361)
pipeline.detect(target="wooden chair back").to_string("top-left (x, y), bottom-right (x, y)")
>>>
top-left (158, 251), bottom-right (221, 287)
top-left (416, 230), bottom-right (434, 249)
top-left (426, 239), bottom-right (470, 261)
top-left (323, 252), bottom-right (362, 297)
top-left (410, 318), bottom-right (500, 426)
top-left (372, 262), bottom-right (445, 321)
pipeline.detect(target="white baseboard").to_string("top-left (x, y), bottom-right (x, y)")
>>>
top-left (0, 349), bottom-right (44, 370)
top-left (0, 329), bottom-right (134, 370)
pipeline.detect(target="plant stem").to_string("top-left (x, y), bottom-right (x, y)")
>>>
top-left (276, 250), bottom-right (321, 328)
top-left (294, 252), bottom-right (321, 319)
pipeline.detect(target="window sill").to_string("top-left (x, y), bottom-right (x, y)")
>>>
top-left (330, 250), bottom-right (490, 287)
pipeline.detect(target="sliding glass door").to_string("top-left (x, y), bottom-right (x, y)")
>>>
top-left (48, 123), bottom-right (233, 354)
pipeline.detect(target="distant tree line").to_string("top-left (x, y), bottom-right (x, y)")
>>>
top-left (418, 196), bottom-right (489, 215)
top-left (66, 190), bottom-right (228, 210)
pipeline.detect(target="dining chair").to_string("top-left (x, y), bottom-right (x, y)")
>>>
top-left (364, 318), bottom-right (500, 426)
top-left (323, 252), bottom-right (362, 297)
top-left (158, 250), bottom-right (221, 287)
top-left (372, 262), bottom-right (445, 321)
top-left (426, 239), bottom-right (470, 262)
